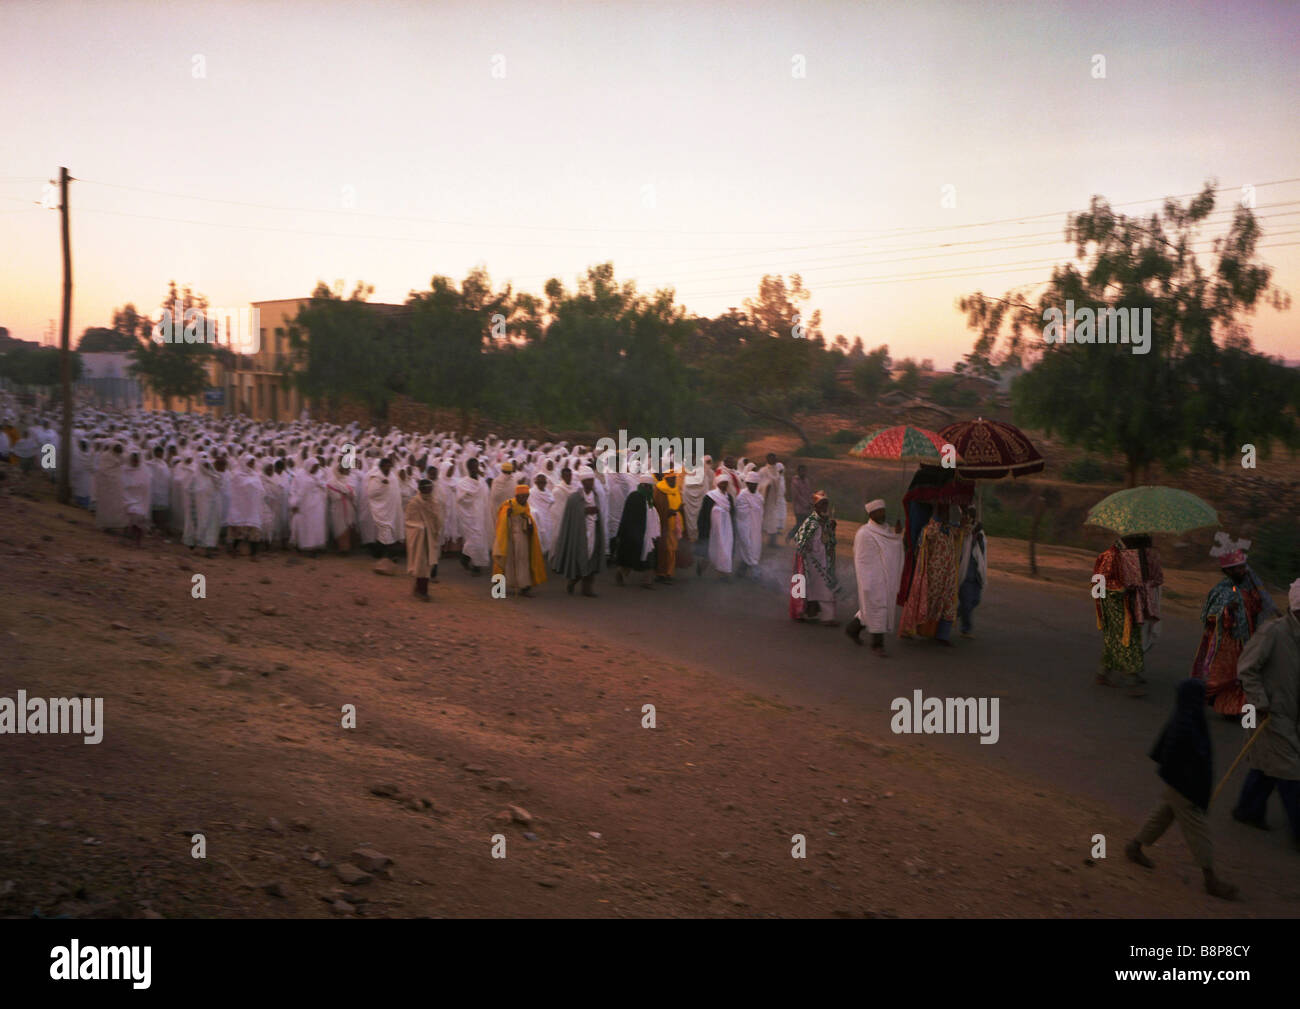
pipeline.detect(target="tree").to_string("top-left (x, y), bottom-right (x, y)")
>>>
top-left (286, 282), bottom-right (401, 421)
top-left (894, 358), bottom-right (921, 394)
top-left (129, 282), bottom-right (214, 412)
top-left (406, 267), bottom-right (513, 429)
top-left (853, 344), bottom-right (892, 399)
top-left (525, 263), bottom-right (696, 437)
top-left (687, 274), bottom-right (831, 447)
top-left (960, 183), bottom-right (1295, 484)
top-left (0, 345), bottom-right (79, 386)
top-left (77, 327), bottom-right (136, 352)
top-left (111, 303), bottom-right (153, 343)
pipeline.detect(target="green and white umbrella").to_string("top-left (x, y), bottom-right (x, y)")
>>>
top-left (1084, 485), bottom-right (1218, 536)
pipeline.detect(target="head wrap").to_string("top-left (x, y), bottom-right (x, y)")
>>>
top-left (576, 465), bottom-right (595, 480)
top-left (1218, 550), bottom-right (1247, 569)
top-left (1290, 578), bottom-right (1300, 611)
top-left (515, 483), bottom-right (530, 495)
top-left (865, 498), bottom-right (886, 514)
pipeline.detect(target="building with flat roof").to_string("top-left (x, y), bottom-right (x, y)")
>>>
top-left (137, 297), bottom-right (404, 420)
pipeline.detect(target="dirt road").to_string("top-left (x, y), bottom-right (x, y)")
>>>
top-left (1, 487), bottom-right (1295, 917)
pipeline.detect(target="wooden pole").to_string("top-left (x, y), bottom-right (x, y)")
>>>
top-left (1211, 715), bottom-right (1270, 808)
top-left (57, 166), bottom-right (73, 505)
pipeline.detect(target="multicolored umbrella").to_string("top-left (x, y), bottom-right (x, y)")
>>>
top-left (849, 425), bottom-right (954, 464)
top-left (1084, 486), bottom-right (1218, 536)
top-left (938, 418), bottom-right (1044, 480)
top-left (849, 425), bottom-right (959, 509)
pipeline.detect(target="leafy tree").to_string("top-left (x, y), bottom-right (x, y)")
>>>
top-left (853, 344), bottom-right (892, 398)
top-left (406, 267), bottom-right (514, 429)
top-left (960, 183), bottom-right (1294, 484)
top-left (689, 274), bottom-right (831, 447)
top-left (77, 327), bottom-right (136, 352)
top-left (286, 282), bottom-right (402, 421)
top-left (893, 358), bottom-right (920, 394)
top-left (129, 282), bottom-right (214, 411)
top-left (929, 374), bottom-right (979, 408)
top-left (111, 303), bottom-right (153, 343)
top-left (525, 263), bottom-right (695, 437)
top-left (0, 345), bottom-right (79, 386)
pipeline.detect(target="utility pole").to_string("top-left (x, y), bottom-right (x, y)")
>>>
top-left (57, 166), bottom-right (73, 505)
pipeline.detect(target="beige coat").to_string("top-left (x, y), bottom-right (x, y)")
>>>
top-left (1237, 610), bottom-right (1300, 780)
top-left (404, 493), bottom-right (445, 577)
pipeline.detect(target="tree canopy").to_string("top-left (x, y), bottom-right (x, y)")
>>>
top-left (959, 183), bottom-right (1297, 484)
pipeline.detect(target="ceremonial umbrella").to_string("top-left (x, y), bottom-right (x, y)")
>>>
top-left (1084, 485), bottom-right (1218, 537)
top-left (849, 424), bottom-right (958, 505)
top-left (938, 417), bottom-right (1044, 480)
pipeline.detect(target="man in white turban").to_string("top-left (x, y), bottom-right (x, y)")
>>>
top-left (759, 454), bottom-right (787, 546)
top-left (454, 457), bottom-right (493, 574)
top-left (694, 473), bottom-right (733, 578)
top-left (550, 465), bottom-right (604, 596)
top-left (734, 469), bottom-right (765, 577)
top-left (366, 456), bottom-right (404, 573)
top-left (847, 499), bottom-right (904, 655)
top-left (227, 455), bottom-right (265, 557)
top-left (289, 460), bottom-right (328, 554)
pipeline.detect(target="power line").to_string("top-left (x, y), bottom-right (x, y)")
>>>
top-left (677, 240), bottom-right (1300, 300)
top-left (73, 174), bottom-right (1300, 241)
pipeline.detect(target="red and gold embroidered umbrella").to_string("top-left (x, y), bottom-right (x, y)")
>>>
top-left (938, 418), bottom-right (1044, 480)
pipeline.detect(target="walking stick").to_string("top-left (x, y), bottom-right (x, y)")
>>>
top-left (1210, 714), bottom-right (1271, 808)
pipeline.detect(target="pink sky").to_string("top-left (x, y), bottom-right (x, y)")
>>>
top-left (2, 0), bottom-right (1297, 366)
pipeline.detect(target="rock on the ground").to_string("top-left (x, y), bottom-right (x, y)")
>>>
top-left (335, 863), bottom-right (373, 886)
top-left (351, 847), bottom-right (392, 873)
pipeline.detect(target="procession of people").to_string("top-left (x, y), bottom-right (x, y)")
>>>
top-left (7, 394), bottom-right (1298, 878)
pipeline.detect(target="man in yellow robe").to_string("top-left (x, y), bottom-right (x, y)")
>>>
top-left (493, 484), bottom-right (548, 597)
top-left (653, 469), bottom-right (686, 583)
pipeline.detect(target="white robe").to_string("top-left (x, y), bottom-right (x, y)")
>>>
top-left (759, 464), bottom-right (786, 535)
top-left (147, 458), bottom-right (171, 509)
top-left (259, 473), bottom-right (279, 540)
top-left (228, 466), bottom-right (264, 529)
top-left (682, 465), bottom-right (712, 540)
top-left (455, 475), bottom-right (492, 567)
top-left (122, 463), bottom-right (151, 522)
top-left (853, 519), bottom-right (905, 633)
top-left (530, 486), bottom-right (556, 555)
top-left (734, 487), bottom-right (764, 568)
top-left (326, 468), bottom-right (357, 539)
top-left (437, 473), bottom-right (459, 542)
top-left (290, 469), bottom-right (328, 550)
top-left (187, 466), bottom-right (222, 548)
top-left (170, 463), bottom-right (190, 530)
top-left (93, 452), bottom-right (127, 529)
top-left (365, 469), bottom-right (404, 545)
top-left (704, 488), bottom-right (733, 574)
top-left (356, 466), bottom-right (376, 543)
top-left (550, 480), bottom-right (575, 534)
top-left (72, 445), bottom-right (93, 500)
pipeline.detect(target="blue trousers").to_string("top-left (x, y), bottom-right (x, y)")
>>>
top-left (1233, 769), bottom-right (1300, 841)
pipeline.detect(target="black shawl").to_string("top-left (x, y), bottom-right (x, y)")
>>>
top-left (613, 486), bottom-right (654, 570)
top-left (1149, 678), bottom-right (1213, 810)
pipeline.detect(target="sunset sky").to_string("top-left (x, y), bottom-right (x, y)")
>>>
top-left (3, 0), bottom-right (1298, 366)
